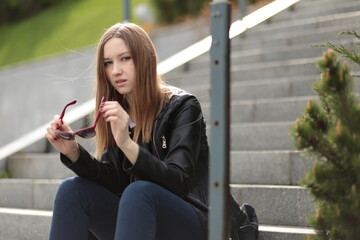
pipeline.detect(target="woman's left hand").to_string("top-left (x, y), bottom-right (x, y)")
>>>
top-left (101, 101), bottom-right (139, 164)
top-left (101, 101), bottom-right (132, 149)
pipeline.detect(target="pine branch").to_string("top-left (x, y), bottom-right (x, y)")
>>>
top-left (312, 30), bottom-right (360, 66)
top-left (338, 30), bottom-right (360, 40)
top-left (323, 42), bottom-right (360, 66)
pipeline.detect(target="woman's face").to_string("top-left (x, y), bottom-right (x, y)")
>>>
top-left (103, 37), bottom-right (136, 95)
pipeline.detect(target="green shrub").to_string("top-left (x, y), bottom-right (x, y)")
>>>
top-left (151, 0), bottom-right (210, 23)
top-left (290, 31), bottom-right (360, 239)
top-left (0, 169), bottom-right (10, 178)
top-left (0, 0), bottom-right (70, 26)
top-left (151, 0), bottom-right (267, 24)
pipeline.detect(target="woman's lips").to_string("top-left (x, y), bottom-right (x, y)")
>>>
top-left (115, 79), bottom-right (126, 87)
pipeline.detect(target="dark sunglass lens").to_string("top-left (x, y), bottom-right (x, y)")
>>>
top-left (77, 129), bottom-right (96, 139)
top-left (57, 132), bottom-right (75, 140)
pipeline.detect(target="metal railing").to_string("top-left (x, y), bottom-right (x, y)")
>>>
top-left (209, 1), bottom-right (301, 238)
top-left (209, 1), bottom-right (231, 239)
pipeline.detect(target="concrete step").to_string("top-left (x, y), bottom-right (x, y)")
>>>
top-left (187, 75), bottom-right (318, 102)
top-left (0, 181), bottom-right (314, 227)
top-left (187, 43), bottom-right (321, 71)
top-left (7, 153), bottom-right (74, 179)
top-left (167, 55), bottom-right (359, 86)
top-left (233, 20), bottom-right (360, 52)
top-left (243, 10), bottom-right (360, 40)
top-left (270, 0), bottom-right (360, 23)
top-left (184, 38), bottom-right (355, 72)
top-left (228, 121), bottom-right (295, 151)
top-left (202, 96), bottom-right (310, 124)
top-left (0, 179), bottom-right (60, 210)
top-left (6, 149), bottom-right (311, 186)
top-left (258, 224), bottom-right (315, 240)
top-left (166, 57), bottom-right (320, 85)
top-left (188, 70), bottom-right (360, 107)
top-left (0, 207), bottom-right (314, 240)
top-left (230, 150), bottom-right (311, 185)
top-left (231, 184), bottom-right (314, 227)
top-left (292, 0), bottom-right (359, 12)
top-left (0, 208), bottom-right (52, 240)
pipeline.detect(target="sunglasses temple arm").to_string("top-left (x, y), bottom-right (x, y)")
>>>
top-left (59, 100), bottom-right (77, 121)
top-left (93, 97), bottom-right (105, 127)
top-left (94, 108), bottom-right (101, 126)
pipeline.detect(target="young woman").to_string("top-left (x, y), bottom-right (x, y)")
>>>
top-left (45, 22), bottom-right (209, 240)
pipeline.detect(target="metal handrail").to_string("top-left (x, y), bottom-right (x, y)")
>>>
top-left (0, 0), bottom-right (301, 163)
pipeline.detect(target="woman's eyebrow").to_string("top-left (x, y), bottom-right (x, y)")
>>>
top-left (104, 52), bottom-right (130, 60)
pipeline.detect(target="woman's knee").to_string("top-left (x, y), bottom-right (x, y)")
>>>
top-left (55, 176), bottom-right (92, 202)
top-left (122, 181), bottom-right (158, 198)
top-left (120, 181), bottom-right (161, 208)
top-left (57, 176), bottom-right (82, 193)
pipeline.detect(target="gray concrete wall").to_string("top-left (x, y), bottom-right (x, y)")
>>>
top-left (0, 47), bottom-right (96, 151)
top-left (149, 17), bottom-right (210, 61)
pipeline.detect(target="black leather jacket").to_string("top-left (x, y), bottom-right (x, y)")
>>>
top-left (61, 89), bottom-right (209, 232)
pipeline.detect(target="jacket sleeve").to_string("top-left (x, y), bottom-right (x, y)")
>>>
top-left (123, 95), bottom-right (203, 197)
top-left (60, 145), bottom-right (130, 195)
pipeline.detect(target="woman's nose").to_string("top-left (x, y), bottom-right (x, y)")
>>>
top-left (112, 62), bottom-right (122, 76)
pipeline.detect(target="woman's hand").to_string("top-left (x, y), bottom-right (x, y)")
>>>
top-left (101, 101), bottom-right (132, 148)
top-left (45, 115), bottom-right (79, 162)
top-left (101, 101), bottom-right (139, 164)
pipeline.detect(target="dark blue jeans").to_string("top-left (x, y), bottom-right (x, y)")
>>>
top-left (49, 177), bottom-right (205, 240)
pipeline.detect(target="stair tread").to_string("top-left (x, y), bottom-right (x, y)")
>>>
top-left (0, 207), bottom-right (52, 217)
top-left (259, 224), bottom-right (315, 235)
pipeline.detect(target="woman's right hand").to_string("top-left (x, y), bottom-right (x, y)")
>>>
top-left (45, 115), bottom-right (80, 162)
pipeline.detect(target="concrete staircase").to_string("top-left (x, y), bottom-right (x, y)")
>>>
top-left (1, 0), bottom-right (360, 239)
top-left (165, 0), bottom-right (360, 238)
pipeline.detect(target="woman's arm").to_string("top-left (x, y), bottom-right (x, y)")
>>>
top-left (123, 95), bottom-right (204, 197)
top-left (60, 145), bottom-right (131, 195)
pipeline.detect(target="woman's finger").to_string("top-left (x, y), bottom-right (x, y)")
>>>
top-left (51, 115), bottom-right (63, 129)
top-left (45, 127), bottom-right (58, 142)
top-left (102, 108), bottom-right (122, 118)
top-left (52, 115), bottom-right (73, 132)
top-left (102, 101), bottom-right (125, 111)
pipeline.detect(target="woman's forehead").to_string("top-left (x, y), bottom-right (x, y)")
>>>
top-left (103, 38), bottom-right (130, 58)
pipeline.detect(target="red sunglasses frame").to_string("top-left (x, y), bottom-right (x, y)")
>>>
top-left (56, 97), bottom-right (105, 140)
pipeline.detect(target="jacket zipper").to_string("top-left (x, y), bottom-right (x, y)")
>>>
top-left (162, 135), bottom-right (167, 149)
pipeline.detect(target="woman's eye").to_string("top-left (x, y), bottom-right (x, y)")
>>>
top-left (104, 61), bottom-right (112, 67)
top-left (121, 56), bottom-right (131, 61)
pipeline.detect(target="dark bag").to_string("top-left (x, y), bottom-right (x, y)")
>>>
top-left (230, 196), bottom-right (259, 240)
top-left (88, 231), bottom-right (97, 240)
top-left (188, 193), bottom-right (258, 240)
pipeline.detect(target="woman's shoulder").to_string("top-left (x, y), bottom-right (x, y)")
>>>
top-left (163, 85), bottom-right (199, 105)
top-left (157, 85), bottom-right (202, 120)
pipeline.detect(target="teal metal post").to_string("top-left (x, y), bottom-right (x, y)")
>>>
top-left (209, 1), bottom-right (231, 240)
top-left (124, 0), bottom-right (130, 21)
top-left (239, 0), bottom-right (247, 19)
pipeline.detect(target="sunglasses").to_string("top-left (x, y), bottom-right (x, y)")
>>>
top-left (56, 97), bottom-right (105, 140)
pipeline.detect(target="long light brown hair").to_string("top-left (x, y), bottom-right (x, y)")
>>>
top-left (94, 22), bottom-right (169, 158)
